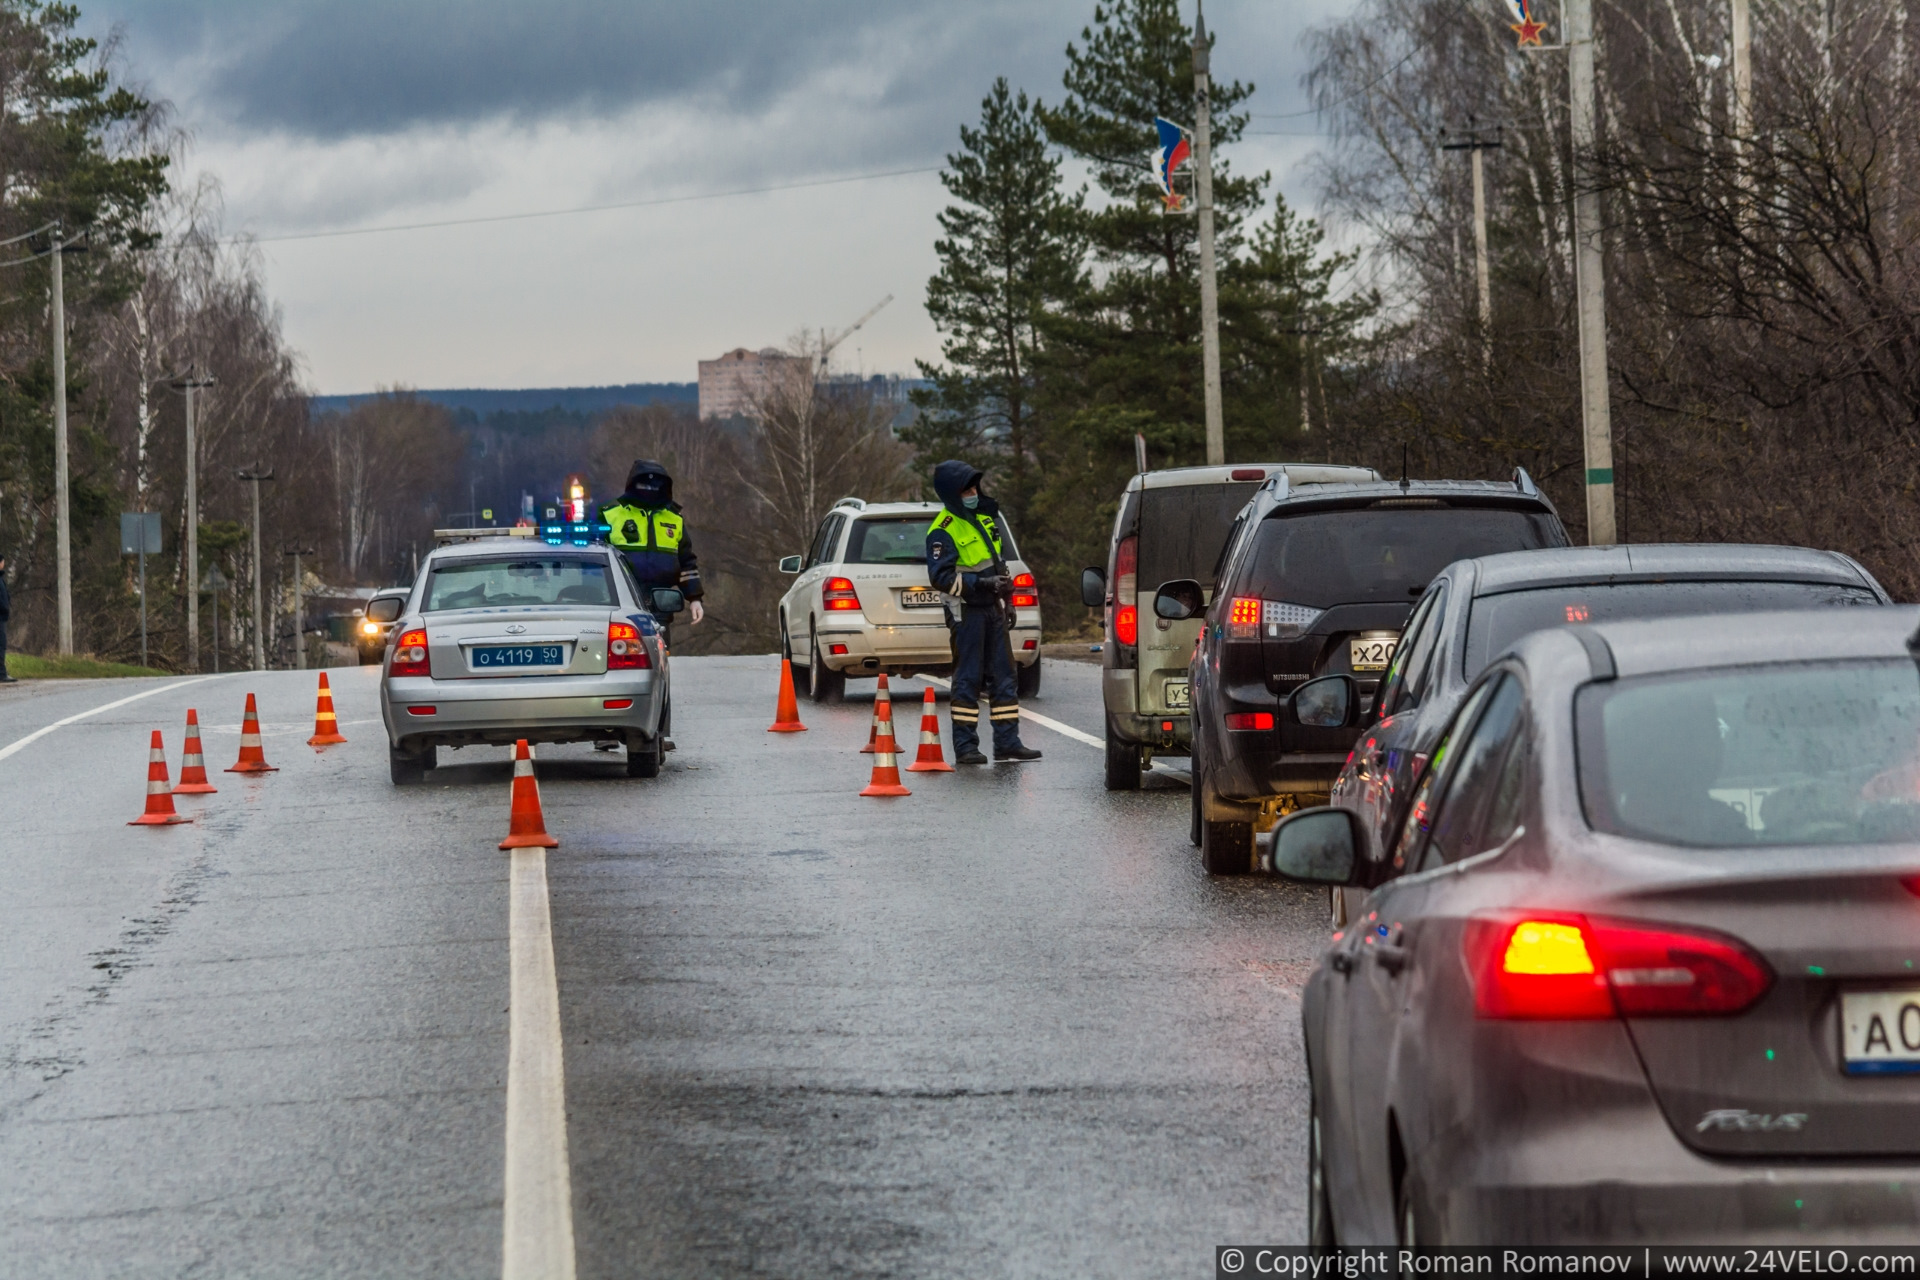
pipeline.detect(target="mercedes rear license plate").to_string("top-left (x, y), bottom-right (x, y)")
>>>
top-left (1842, 988), bottom-right (1920, 1073)
top-left (900, 589), bottom-right (944, 608)
top-left (472, 643), bottom-right (565, 669)
top-left (1164, 679), bottom-right (1190, 709)
top-left (1350, 635), bottom-right (1398, 672)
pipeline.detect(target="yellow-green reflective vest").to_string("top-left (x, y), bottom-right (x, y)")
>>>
top-left (603, 503), bottom-right (683, 552)
top-left (927, 509), bottom-right (1004, 571)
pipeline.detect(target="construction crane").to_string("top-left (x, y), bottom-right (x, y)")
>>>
top-left (817, 295), bottom-right (893, 371)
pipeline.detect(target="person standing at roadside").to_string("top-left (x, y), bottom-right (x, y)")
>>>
top-left (599, 459), bottom-right (706, 632)
top-left (0, 552), bottom-right (13, 682)
top-left (925, 461), bottom-right (1041, 765)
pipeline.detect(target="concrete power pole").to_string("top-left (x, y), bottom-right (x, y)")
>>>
top-left (236, 466), bottom-right (273, 671)
top-left (50, 229), bottom-right (72, 655)
top-left (1440, 124), bottom-right (1503, 362)
top-left (1566, 0), bottom-right (1617, 545)
top-left (173, 369), bottom-right (215, 670)
top-left (1192, 2), bottom-right (1224, 466)
top-left (285, 544), bottom-right (315, 670)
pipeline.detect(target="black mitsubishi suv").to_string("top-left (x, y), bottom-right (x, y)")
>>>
top-left (1159, 470), bottom-right (1569, 874)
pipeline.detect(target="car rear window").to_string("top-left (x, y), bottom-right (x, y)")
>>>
top-left (424, 557), bottom-right (616, 611)
top-left (1577, 660), bottom-right (1920, 847)
top-left (1466, 580), bottom-right (1881, 671)
top-left (849, 513), bottom-right (1019, 564)
top-left (1243, 505), bottom-right (1560, 608)
top-left (1137, 482), bottom-right (1263, 593)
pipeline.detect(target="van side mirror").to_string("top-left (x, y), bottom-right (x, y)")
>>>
top-left (1291, 674), bottom-right (1359, 728)
top-left (779, 555), bottom-right (803, 574)
top-left (1080, 567), bottom-right (1106, 608)
top-left (365, 597), bottom-right (403, 624)
top-left (1259, 807), bottom-right (1364, 884)
top-left (1154, 578), bottom-right (1204, 620)
top-left (649, 587), bottom-right (686, 616)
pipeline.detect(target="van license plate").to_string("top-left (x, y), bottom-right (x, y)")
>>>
top-left (1164, 679), bottom-right (1190, 709)
top-left (900, 589), bottom-right (944, 608)
top-left (1350, 637), bottom-right (1398, 672)
top-left (1841, 988), bottom-right (1920, 1073)
top-left (472, 644), bottom-right (565, 668)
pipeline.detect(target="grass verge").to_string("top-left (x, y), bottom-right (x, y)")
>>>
top-left (7, 653), bottom-right (172, 679)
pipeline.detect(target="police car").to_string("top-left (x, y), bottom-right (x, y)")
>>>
top-left (775, 498), bottom-right (1043, 701)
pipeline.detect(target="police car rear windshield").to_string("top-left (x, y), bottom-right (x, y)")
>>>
top-left (1246, 506), bottom-right (1560, 608)
top-left (849, 516), bottom-right (1019, 564)
top-left (424, 557), bottom-right (616, 611)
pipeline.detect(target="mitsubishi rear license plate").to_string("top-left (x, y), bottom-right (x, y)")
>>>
top-left (1350, 635), bottom-right (1398, 672)
top-left (1842, 988), bottom-right (1920, 1073)
top-left (1164, 678), bottom-right (1190, 709)
top-left (900, 589), bottom-right (943, 608)
top-left (472, 643), bottom-right (566, 669)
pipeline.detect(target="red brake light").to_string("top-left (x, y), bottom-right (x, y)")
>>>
top-left (608, 620), bottom-right (649, 669)
top-left (391, 629), bottom-right (431, 677)
top-left (1227, 596), bottom-right (1261, 640)
top-left (1230, 468), bottom-right (1266, 481)
top-left (1902, 875), bottom-right (1920, 898)
top-left (1115, 604), bottom-right (1138, 647)
top-left (1468, 914), bottom-right (1773, 1020)
top-left (1224, 712), bottom-right (1275, 731)
top-left (824, 576), bottom-right (862, 612)
top-left (1011, 572), bottom-right (1037, 608)
top-left (1111, 535), bottom-right (1138, 649)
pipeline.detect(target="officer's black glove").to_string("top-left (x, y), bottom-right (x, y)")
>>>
top-left (622, 519), bottom-right (640, 543)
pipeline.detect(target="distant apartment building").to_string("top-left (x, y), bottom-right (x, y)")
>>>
top-left (697, 347), bottom-right (811, 421)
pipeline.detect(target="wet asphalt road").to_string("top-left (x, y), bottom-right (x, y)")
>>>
top-left (0, 656), bottom-right (1328, 1278)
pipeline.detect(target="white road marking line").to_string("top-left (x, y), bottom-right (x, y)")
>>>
top-left (503, 846), bottom-right (576, 1280)
top-left (0, 675), bottom-right (226, 765)
top-left (916, 674), bottom-right (1187, 777)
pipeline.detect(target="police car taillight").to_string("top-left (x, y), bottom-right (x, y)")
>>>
top-left (1012, 572), bottom-right (1038, 608)
top-left (390, 629), bottom-right (431, 677)
top-left (608, 621), bottom-right (649, 670)
top-left (824, 577), bottom-right (862, 612)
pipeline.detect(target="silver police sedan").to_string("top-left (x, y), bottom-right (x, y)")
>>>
top-left (372, 536), bottom-right (679, 784)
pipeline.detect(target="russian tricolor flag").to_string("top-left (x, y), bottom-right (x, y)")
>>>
top-left (1151, 117), bottom-right (1190, 209)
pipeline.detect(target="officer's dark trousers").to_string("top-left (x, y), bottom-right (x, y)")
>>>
top-left (949, 606), bottom-right (1021, 755)
top-left (0, 622), bottom-right (8, 677)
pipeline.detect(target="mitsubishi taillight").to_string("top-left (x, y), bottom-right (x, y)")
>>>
top-left (1012, 572), bottom-right (1038, 608)
top-left (824, 576), bottom-right (862, 612)
top-left (1113, 535), bottom-right (1138, 648)
top-left (390, 629), bottom-right (431, 678)
top-left (1467, 913), bottom-right (1773, 1020)
top-left (608, 620), bottom-right (649, 669)
top-left (1226, 596), bottom-right (1261, 640)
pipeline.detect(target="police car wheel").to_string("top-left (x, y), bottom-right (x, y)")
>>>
top-left (626, 735), bottom-right (661, 778)
top-left (388, 745), bottom-right (428, 786)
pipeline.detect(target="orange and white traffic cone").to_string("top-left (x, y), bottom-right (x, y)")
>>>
top-left (859, 689), bottom-right (911, 797)
top-left (173, 709), bottom-right (218, 794)
top-left (768, 658), bottom-right (807, 733)
top-left (306, 672), bottom-right (348, 747)
top-left (500, 738), bottom-right (559, 849)
top-left (130, 730), bottom-right (191, 826)
top-left (225, 693), bottom-right (279, 774)
top-left (860, 672), bottom-right (892, 753)
top-left (904, 686), bottom-right (954, 773)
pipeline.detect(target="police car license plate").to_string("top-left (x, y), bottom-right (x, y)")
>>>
top-left (472, 643), bottom-right (566, 668)
top-left (1164, 679), bottom-right (1190, 709)
top-left (1841, 988), bottom-right (1920, 1073)
top-left (1350, 636), bottom-right (1399, 672)
top-left (900, 589), bottom-right (943, 608)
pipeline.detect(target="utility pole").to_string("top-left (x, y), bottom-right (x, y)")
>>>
top-left (50, 228), bottom-right (72, 655)
top-left (236, 465), bottom-right (273, 671)
top-left (172, 368), bottom-right (216, 669)
top-left (1440, 123), bottom-right (1502, 361)
top-left (284, 544), bottom-right (315, 670)
top-left (1731, 0), bottom-right (1752, 142)
top-left (1192, 1), bottom-right (1224, 467)
top-left (1566, 0), bottom-right (1616, 545)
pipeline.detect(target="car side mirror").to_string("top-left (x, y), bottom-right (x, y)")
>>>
top-left (1291, 674), bottom-right (1359, 728)
top-left (1154, 578), bottom-right (1204, 620)
top-left (649, 587), bottom-right (686, 616)
top-left (779, 555), bottom-right (803, 574)
top-left (1260, 807), bottom-right (1364, 885)
top-left (365, 597), bottom-right (403, 624)
top-left (1080, 567), bottom-right (1106, 608)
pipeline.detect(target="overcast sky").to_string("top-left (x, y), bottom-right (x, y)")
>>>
top-left (82, 1), bottom-right (1348, 394)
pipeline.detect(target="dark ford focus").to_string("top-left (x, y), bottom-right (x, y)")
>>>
top-left (1270, 608), bottom-right (1920, 1245)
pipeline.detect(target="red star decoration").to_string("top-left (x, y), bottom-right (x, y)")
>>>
top-left (1511, 18), bottom-right (1547, 44)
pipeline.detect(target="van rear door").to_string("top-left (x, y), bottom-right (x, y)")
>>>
top-left (1135, 481), bottom-right (1264, 719)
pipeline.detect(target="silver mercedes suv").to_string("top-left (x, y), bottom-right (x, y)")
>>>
top-left (375, 535), bottom-right (680, 784)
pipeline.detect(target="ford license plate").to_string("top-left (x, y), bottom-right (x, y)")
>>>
top-left (900, 589), bottom-right (944, 609)
top-left (472, 643), bottom-right (565, 668)
top-left (1349, 636), bottom-right (1399, 672)
top-left (1842, 988), bottom-right (1920, 1073)
top-left (1164, 679), bottom-right (1190, 709)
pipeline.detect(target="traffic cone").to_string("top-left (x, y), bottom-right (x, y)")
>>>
top-left (859, 689), bottom-right (911, 797)
top-left (130, 730), bottom-right (191, 826)
top-left (904, 686), bottom-right (954, 773)
top-left (768, 658), bottom-right (807, 733)
top-left (500, 739), bottom-right (559, 849)
top-left (306, 672), bottom-right (348, 747)
top-left (173, 709), bottom-right (218, 794)
top-left (225, 693), bottom-right (279, 773)
top-left (860, 672), bottom-right (893, 753)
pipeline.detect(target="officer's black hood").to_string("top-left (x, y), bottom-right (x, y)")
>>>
top-left (622, 459), bottom-right (674, 507)
top-left (933, 459), bottom-right (997, 518)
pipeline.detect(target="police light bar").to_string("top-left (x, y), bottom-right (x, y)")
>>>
top-left (541, 520), bottom-right (613, 547)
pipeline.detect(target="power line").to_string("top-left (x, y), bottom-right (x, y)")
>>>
top-left (234, 164), bottom-right (944, 246)
top-left (1244, 7), bottom-right (1459, 122)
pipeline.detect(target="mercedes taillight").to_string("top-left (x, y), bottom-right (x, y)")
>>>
top-left (824, 576), bottom-right (862, 612)
top-left (1112, 535), bottom-right (1138, 649)
top-left (1012, 572), bottom-right (1038, 608)
top-left (1467, 913), bottom-right (1773, 1020)
top-left (608, 620), bottom-right (650, 669)
top-left (390, 629), bottom-right (431, 678)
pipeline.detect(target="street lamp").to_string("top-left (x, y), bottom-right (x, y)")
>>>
top-left (235, 465), bottom-right (274, 672)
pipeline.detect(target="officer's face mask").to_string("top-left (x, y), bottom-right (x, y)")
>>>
top-left (632, 481), bottom-right (667, 504)
top-left (962, 494), bottom-right (980, 510)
